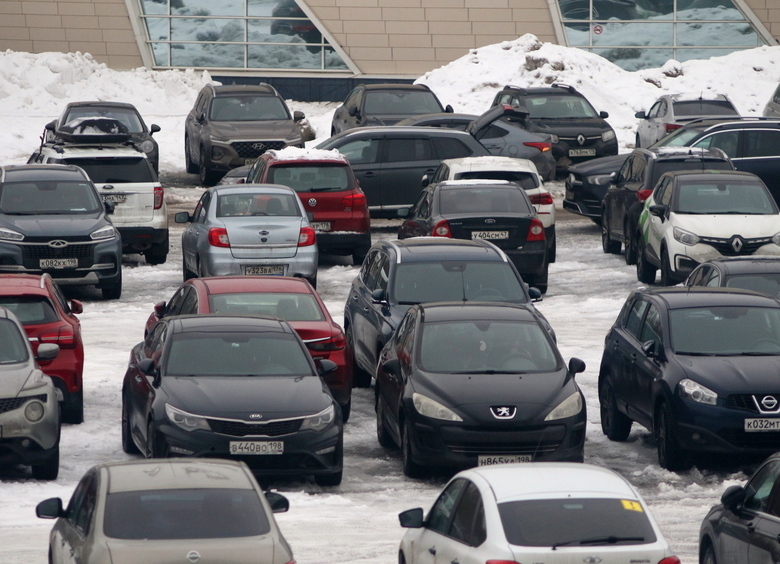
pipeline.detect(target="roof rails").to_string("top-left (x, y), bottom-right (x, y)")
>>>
top-left (39, 117), bottom-right (144, 154)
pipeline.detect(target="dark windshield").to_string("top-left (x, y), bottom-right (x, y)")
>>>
top-left (0, 297), bottom-right (58, 325)
top-left (210, 96), bottom-right (290, 121)
top-left (0, 181), bottom-right (102, 214)
top-left (673, 100), bottom-right (738, 117)
top-left (64, 107), bottom-right (144, 133)
top-left (439, 187), bottom-right (532, 215)
top-left (671, 306), bottom-right (780, 355)
top-left (65, 157), bottom-right (155, 183)
top-left (455, 171), bottom-right (539, 190)
top-left (363, 90), bottom-right (443, 115)
top-left (269, 164), bottom-right (350, 193)
top-left (0, 318), bottom-right (29, 364)
top-left (525, 95), bottom-right (598, 119)
top-left (209, 293), bottom-right (324, 321)
top-left (674, 180), bottom-right (777, 215)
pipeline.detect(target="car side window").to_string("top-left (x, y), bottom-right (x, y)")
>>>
top-left (624, 298), bottom-right (649, 339)
top-left (647, 100), bottom-right (662, 118)
top-left (426, 478), bottom-right (467, 535)
top-left (658, 179), bottom-right (673, 207)
top-left (705, 271), bottom-right (721, 287)
top-left (192, 192), bottom-right (210, 223)
top-left (374, 253), bottom-right (390, 293)
top-left (744, 461), bottom-right (780, 513)
top-left (338, 138), bottom-right (380, 165)
top-left (744, 130), bottom-right (780, 158)
top-left (384, 138), bottom-right (433, 163)
top-left (247, 159), bottom-right (266, 183)
top-left (448, 481), bottom-right (487, 547)
top-left (686, 266), bottom-right (708, 286)
top-left (694, 131), bottom-right (739, 158)
top-left (431, 164), bottom-right (447, 184)
top-left (630, 155), bottom-right (647, 183)
top-left (165, 287), bottom-right (189, 316)
top-left (639, 304), bottom-right (662, 349)
top-left (49, 280), bottom-right (71, 314)
top-left (67, 472), bottom-right (98, 536)
top-left (652, 178), bottom-right (668, 204)
top-left (417, 191), bottom-right (433, 219)
top-left (180, 287), bottom-right (200, 315)
top-left (360, 251), bottom-right (379, 286)
top-left (616, 155), bottom-right (633, 184)
top-left (432, 137), bottom-right (474, 160)
top-left (344, 88), bottom-right (361, 112)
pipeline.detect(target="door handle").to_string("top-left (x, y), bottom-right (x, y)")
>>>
top-left (428, 547), bottom-right (437, 555)
top-left (748, 522), bottom-right (756, 533)
top-left (363, 172), bottom-right (378, 178)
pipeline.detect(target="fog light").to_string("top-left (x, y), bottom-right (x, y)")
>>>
top-left (21, 439), bottom-right (31, 448)
top-left (211, 147), bottom-right (224, 160)
top-left (316, 446), bottom-right (336, 455)
top-left (169, 446), bottom-right (194, 455)
top-left (691, 432), bottom-right (701, 442)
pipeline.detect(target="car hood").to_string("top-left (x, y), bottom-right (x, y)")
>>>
top-left (567, 153), bottom-right (629, 175)
top-left (162, 374), bottom-right (333, 419)
top-left (2, 214), bottom-right (109, 237)
top-left (670, 213), bottom-right (780, 237)
top-left (676, 354), bottom-right (780, 395)
top-left (0, 363), bottom-right (37, 397)
top-left (104, 536), bottom-right (279, 564)
top-left (208, 120), bottom-right (298, 140)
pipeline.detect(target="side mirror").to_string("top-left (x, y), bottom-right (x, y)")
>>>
top-left (45, 120), bottom-right (56, 132)
top-left (348, 106), bottom-right (359, 117)
top-left (641, 340), bottom-right (658, 358)
top-left (720, 485), bottom-right (745, 511)
top-left (198, 111), bottom-right (206, 123)
top-left (648, 204), bottom-right (666, 219)
top-left (397, 207), bottom-right (410, 218)
top-left (36, 497), bottom-right (64, 519)
top-left (421, 174), bottom-right (430, 188)
top-left (528, 286), bottom-right (542, 302)
top-left (138, 358), bottom-right (156, 376)
top-left (371, 288), bottom-right (387, 303)
top-left (153, 301), bottom-right (166, 318)
top-left (568, 357), bottom-right (586, 375)
top-left (265, 491), bottom-right (290, 513)
top-left (150, 124), bottom-right (161, 134)
top-left (175, 211), bottom-right (193, 224)
top-left (635, 110), bottom-right (647, 119)
top-left (600, 111), bottom-right (609, 119)
top-left (399, 507), bottom-right (424, 528)
top-left (381, 358), bottom-right (400, 377)
top-left (36, 343), bottom-right (60, 362)
top-left (103, 201), bottom-right (115, 215)
top-left (317, 359), bottom-right (338, 376)
top-left (70, 299), bottom-right (83, 315)
top-left (293, 110), bottom-right (305, 122)
top-left (445, 105), bottom-right (454, 113)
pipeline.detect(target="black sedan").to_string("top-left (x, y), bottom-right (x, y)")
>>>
top-left (397, 179), bottom-right (549, 292)
top-left (121, 315), bottom-right (344, 486)
top-left (375, 302), bottom-right (586, 477)
top-left (599, 286), bottom-right (780, 471)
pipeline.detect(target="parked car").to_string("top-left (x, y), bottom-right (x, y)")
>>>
top-left (600, 147), bottom-right (734, 264)
top-left (36, 458), bottom-right (294, 564)
top-left (685, 256), bottom-right (780, 298)
top-left (315, 126), bottom-right (490, 216)
top-left (184, 84), bottom-right (307, 185)
top-left (245, 147), bottom-right (372, 264)
top-left (344, 238), bottom-right (547, 388)
top-left (144, 275), bottom-right (354, 421)
top-left (216, 164), bottom-right (251, 185)
top-left (121, 315), bottom-right (343, 485)
top-left (636, 170), bottom-right (780, 285)
top-left (763, 83), bottom-right (780, 118)
top-left (0, 164), bottom-right (123, 299)
top-left (599, 286), bottom-right (780, 470)
top-left (635, 93), bottom-right (738, 148)
top-left (0, 274), bottom-right (84, 423)
top-left (44, 100), bottom-right (161, 172)
top-left (699, 451), bottom-right (780, 564)
top-left (399, 463), bottom-right (680, 564)
top-left (175, 184), bottom-right (318, 287)
top-left (397, 179), bottom-right (549, 292)
top-left (376, 302), bottom-right (585, 476)
top-left (491, 82), bottom-right (618, 175)
top-left (396, 105), bottom-right (556, 181)
top-left (29, 118), bottom-right (169, 265)
top-left (331, 83), bottom-right (452, 135)
top-left (424, 155), bottom-right (556, 262)
top-left (0, 306), bottom-right (60, 480)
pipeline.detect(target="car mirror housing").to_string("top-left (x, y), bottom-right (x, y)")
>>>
top-left (371, 288), bottom-right (387, 303)
top-left (600, 111), bottom-right (609, 118)
top-left (103, 201), bottom-right (115, 215)
top-left (293, 110), bottom-right (305, 122)
top-left (568, 357), bottom-right (586, 375)
top-left (421, 174), bottom-right (430, 188)
top-left (317, 359), bottom-right (338, 376)
top-left (720, 485), bottom-right (745, 510)
top-left (70, 299), bottom-right (83, 314)
top-left (150, 124), bottom-right (161, 134)
top-left (399, 507), bottom-right (424, 528)
top-left (381, 358), bottom-right (401, 376)
top-left (642, 340), bottom-right (659, 358)
top-left (174, 211), bottom-right (192, 224)
top-left (36, 497), bottom-right (64, 519)
top-left (265, 491), bottom-right (290, 513)
top-left (36, 343), bottom-right (60, 362)
top-left (348, 106), bottom-right (359, 117)
top-left (153, 301), bottom-right (166, 318)
top-left (397, 207), bottom-right (410, 218)
top-left (635, 111), bottom-right (647, 119)
top-left (445, 105), bottom-right (454, 113)
top-left (648, 204), bottom-right (666, 219)
top-left (138, 358), bottom-right (156, 376)
top-left (528, 286), bottom-right (543, 302)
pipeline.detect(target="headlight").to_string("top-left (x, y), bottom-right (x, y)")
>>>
top-left (602, 130), bottom-right (616, 142)
top-left (673, 226), bottom-right (699, 246)
top-left (679, 378), bottom-right (717, 405)
top-left (585, 174), bottom-right (613, 186)
top-left (545, 392), bottom-right (583, 421)
top-left (90, 225), bottom-right (116, 241)
top-left (139, 139), bottom-right (155, 154)
top-left (548, 134), bottom-right (559, 143)
top-left (773, 232), bottom-right (780, 245)
top-left (165, 404), bottom-right (211, 432)
top-left (300, 404), bottom-right (336, 432)
top-left (0, 227), bottom-right (23, 241)
top-left (25, 400), bottom-right (45, 422)
top-left (412, 393), bottom-right (463, 421)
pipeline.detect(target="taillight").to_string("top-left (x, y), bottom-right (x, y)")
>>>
top-left (658, 557), bottom-right (681, 564)
top-left (665, 123), bottom-right (682, 133)
top-left (298, 226), bottom-right (316, 247)
top-left (637, 188), bottom-right (653, 202)
top-left (40, 326), bottom-right (76, 349)
top-left (433, 219), bottom-right (452, 237)
top-left (527, 218), bottom-right (546, 242)
top-left (342, 192), bottom-right (366, 210)
top-left (524, 141), bottom-right (552, 153)
top-left (307, 333), bottom-right (347, 352)
top-left (529, 192), bottom-right (554, 206)
top-left (208, 227), bottom-right (230, 248)
top-left (153, 185), bottom-right (164, 210)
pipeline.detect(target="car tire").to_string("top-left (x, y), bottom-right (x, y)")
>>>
top-left (601, 210), bottom-right (621, 254)
top-left (145, 244), bottom-right (168, 266)
top-left (599, 377), bottom-right (632, 441)
top-left (401, 422), bottom-right (424, 478)
top-left (198, 147), bottom-right (219, 187)
top-left (547, 230), bottom-right (556, 263)
top-left (185, 135), bottom-right (197, 174)
top-left (146, 420), bottom-right (168, 459)
top-left (660, 248), bottom-right (676, 286)
top-left (636, 239), bottom-right (657, 284)
top-left (376, 390), bottom-right (396, 448)
top-left (121, 397), bottom-right (140, 454)
top-left (656, 403), bottom-right (692, 471)
top-left (31, 445), bottom-right (59, 481)
top-left (348, 327), bottom-right (372, 388)
top-left (702, 543), bottom-right (717, 564)
top-left (62, 400), bottom-right (84, 425)
top-left (101, 269), bottom-right (122, 300)
top-left (624, 225), bottom-right (638, 265)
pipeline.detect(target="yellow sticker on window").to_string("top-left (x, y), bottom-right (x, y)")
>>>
top-left (621, 500), bottom-right (644, 512)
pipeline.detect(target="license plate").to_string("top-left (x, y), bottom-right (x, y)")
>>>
top-left (745, 418), bottom-right (780, 432)
top-left (229, 441), bottom-right (284, 455)
top-left (101, 194), bottom-right (127, 204)
top-left (478, 455), bottom-right (532, 466)
top-left (311, 222), bottom-right (331, 232)
top-left (569, 148), bottom-right (596, 157)
top-left (244, 265), bottom-right (284, 275)
top-left (471, 231), bottom-right (509, 240)
top-left (40, 258), bottom-right (77, 269)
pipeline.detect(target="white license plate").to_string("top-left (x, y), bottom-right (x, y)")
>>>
top-left (101, 194), bottom-right (127, 204)
top-left (471, 231), bottom-right (509, 240)
top-left (745, 418), bottom-right (780, 432)
top-left (311, 222), bottom-right (331, 232)
top-left (40, 258), bottom-right (78, 269)
top-left (478, 455), bottom-right (532, 466)
top-left (244, 265), bottom-right (284, 275)
top-left (229, 441), bottom-right (284, 455)
top-left (569, 148), bottom-right (596, 157)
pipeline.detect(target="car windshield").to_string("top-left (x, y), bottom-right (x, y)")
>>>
top-left (498, 498), bottom-right (657, 547)
top-left (63, 107), bottom-right (144, 133)
top-left (0, 181), bottom-right (102, 214)
top-left (363, 91), bottom-right (443, 116)
top-left (455, 171), bottom-right (539, 190)
top-left (210, 95), bottom-right (290, 121)
top-left (725, 273), bottom-right (780, 298)
top-left (0, 296), bottom-right (58, 324)
top-left (166, 332), bottom-right (312, 375)
top-left (209, 292), bottom-right (325, 321)
top-left (673, 100), bottom-right (738, 117)
top-left (525, 95), bottom-right (598, 119)
top-left (670, 306), bottom-right (780, 355)
top-left (392, 262), bottom-right (527, 304)
top-left (103, 488), bottom-right (270, 540)
top-left (217, 193), bottom-right (300, 217)
top-left (269, 164), bottom-right (350, 193)
top-left (419, 319), bottom-right (559, 373)
top-left (0, 318), bottom-right (29, 364)
top-left (651, 126), bottom-right (708, 148)
top-left (439, 188), bottom-right (532, 215)
top-left (674, 180), bottom-right (777, 214)
top-left (64, 157), bottom-right (155, 183)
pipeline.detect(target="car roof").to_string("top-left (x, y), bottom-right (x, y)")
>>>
top-left (0, 274), bottom-right (52, 296)
top-left (100, 459), bottom-right (257, 493)
top-left (666, 92), bottom-right (731, 102)
top-left (643, 147), bottom-right (729, 161)
top-left (211, 183), bottom-right (298, 196)
top-left (640, 286), bottom-right (780, 309)
top-left (194, 275), bottom-right (314, 295)
top-left (662, 169), bottom-right (761, 182)
top-left (0, 164), bottom-right (91, 183)
top-left (64, 101), bottom-right (139, 111)
top-left (701, 256), bottom-right (780, 275)
top-left (209, 83), bottom-right (278, 96)
top-left (380, 238), bottom-right (509, 263)
top-left (419, 302), bottom-right (537, 323)
top-left (435, 179), bottom-right (521, 190)
top-left (325, 126), bottom-right (477, 140)
top-left (263, 147), bottom-right (349, 165)
top-left (441, 156), bottom-right (539, 175)
top-left (361, 83), bottom-right (432, 92)
top-left (166, 314), bottom-right (296, 334)
top-left (501, 83), bottom-right (584, 97)
top-left (676, 117), bottom-right (780, 131)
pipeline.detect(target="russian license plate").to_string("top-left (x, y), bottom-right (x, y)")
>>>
top-left (745, 418), bottom-right (780, 432)
top-left (569, 148), bottom-right (596, 157)
top-left (40, 258), bottom-right (77, 269)
top-left (101, 194), bottom-right (127, 204)
top-left (244, 265), bottom-right (284, 275)
top-left (311, 222), bottom-right (331, 232)
top-left (471, 231), bottom-right (509, 240)
top-left (229, 441), bottom-right (284, 455)
top-left (478, 455), bottom-right (532, 466)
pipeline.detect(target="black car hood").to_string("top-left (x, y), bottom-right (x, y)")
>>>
top-left (163, 374), bottom-right (332, 419)
top-left (2, 213), bottom-right (109, 236)
top-left (567, 153), bottom-right (629, 175)
top-left (676, 354), bottom-right (780, 395)
top-left (529, 117), bottom-right (613, 136)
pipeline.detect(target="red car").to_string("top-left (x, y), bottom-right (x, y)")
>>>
top-left (145, 276), bottom-right (354, 420)
top-left (245, 148), bottom-right (372, 264)
top-left (0, 274), bottom-right (85, 423)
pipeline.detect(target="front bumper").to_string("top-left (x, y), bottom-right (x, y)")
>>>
top-left (667, 239), bottom-right (780, 280)
top-left (0, 388), bottom-right (60, 467)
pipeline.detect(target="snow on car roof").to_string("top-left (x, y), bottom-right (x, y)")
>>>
top-left (669, 92), bottom-right (729, 102)
top-left (267, 147), bottom-right (347, 163)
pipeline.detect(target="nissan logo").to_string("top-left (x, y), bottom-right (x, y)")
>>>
top-left (490, 406), bottom-right (517, 419)
top-left (48, 240), bottom-right (68, 248)
top-left (576, 134), bottom-right (586, 145)
top-left (761, 395), bottom-right (778, 410)
top-left (251, 142), bottom-right (266, 150)
top-left (308, 198), bottom-right (317, 206)
top-left (186, 551), bottom-right (201, 563)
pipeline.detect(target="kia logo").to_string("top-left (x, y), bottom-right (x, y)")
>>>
top-left (251, 142), bottom-right (266, 151)
top-left (576, 134), bottom-right (586, 145)
top-left (490, 406), bottom-right (516, 419)
top-left (308, 198), bottom-right (317, 206)
top-left (48, 240), bottom-right (68, 248)
top-left (186, 551), bottom-right (201, 563)
top-left (249, 414), bottom-right (263, 419)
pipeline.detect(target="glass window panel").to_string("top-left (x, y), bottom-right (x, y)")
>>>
top-left (325, 46), bottom-right (349, 70)
top-left (140, 0), bottom-right (168, 15)
top-left (171, 18), bottom-right (245, 42)
top-left (151, 42), bottom-right (169, 66)
top-left (676, 23), bottom-right (760, 47)
top-left (248, 43), bottom-right (322, 69)
top-left (677, 0), bottom-right (746, 21)
top-left (146, 17), bottom-right (169, 41)
top-left (591, 48), bottom-right (673, 71)
top-left (248, 0), bottom-right (275, 17)
top-left (175, 0), bottom-right (244, 16)
top-left (563, 23), bottom-right (590, 46)
top-left (591, 22), bottom-right (673, 47)
top-left (559, 0), bottom-right (592, 20)
top-left (170, 43), bottom-right (245, 68)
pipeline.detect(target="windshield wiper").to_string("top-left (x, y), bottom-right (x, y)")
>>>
top-left (552, 536), bottom-right (644, 550)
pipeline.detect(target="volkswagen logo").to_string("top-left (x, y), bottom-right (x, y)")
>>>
top-left (251, 142), bottom-right (266, 151)
top-left (582, 557), bottom-right (602, 564)
top-left (730, 236), bottom-right (744, 253)
top-left (761, 395), bottom-right (779, 410)
top-left (48, 240), bottom-right (68, 249)
top-left (186, 551), bottom-right (201, 563)
top-left (308, 198), bottom-right (317, 207)
top-left (484, 218), bottom-right (496, 224)
top-left (249, 413), bottom-right (263, 419)
top-left (490, 406), bottom-right (516, 419)
top-left (259, 230), bottom-right (270, 236)
top-left (576, 134), bottom-right (586, 146)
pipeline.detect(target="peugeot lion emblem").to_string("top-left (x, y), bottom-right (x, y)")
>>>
top-left (48, 240), bottom-right (68, 249)
top-left (308, 198), bottom-right (317, 206)
top-left (490, 406), bottom-right (516, 419)
top-left (731, 236), bottom-right (744, 253)
top-left (186, 551), bottom-right (201, 563)
top-left (761, 395), bottom-right (779, 410)
top-left (576, 134), bottom-right (586, 145)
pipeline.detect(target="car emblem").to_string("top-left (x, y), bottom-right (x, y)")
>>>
top-left (308, 198), bottom-right (317, 206)
top-left (731, 236), bottom-right (744, 253)
top-left (251, 142), bottom-right (266, 151)
top-left (761, 395), bottom-right (779, 410)
top-left (582, 557), bottom-right (602, 564)
top-left (186, 551), bottom-right (201, 563)
top-left (576, 134), bottom-right (586, 145)
top-left (48, 240), bottom-right (68, 248)
top-left (490, 406), bottom-right (516, 419)
top-left (484, 218), bottom-right (496, 224)
top-left (259, 230), bottom-right (270, 236)
top-left (249, 413), bottom-right (263, 419)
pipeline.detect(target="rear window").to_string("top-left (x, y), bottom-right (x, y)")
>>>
top-left (0, 318), bottom-right (29, 364)
top-left (439, 188), bottom-right (532, 215)
top-left (432, 137), bottom-right (475, 160)
top-left (209, 292), bottom-right (324, 321)
top-left (64, 107), bottom-right (144, 133)
top-left (217, 193), bottom-right (300, 217)
top-left (454, 171), bottom-right (539, 190)
top-left (673, 100), bottom-right (738, 117)
top-left (0, 296), bottom-right (58, 324)
top-left (64, 157), bottom-right (155, 183)
top-left (268, 164), bottom-right (351, 193)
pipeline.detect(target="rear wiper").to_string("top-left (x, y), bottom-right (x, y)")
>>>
top-left (310, 186), bottom-right (340, 192)
top-left (552, 536), bottom-right (644, 550)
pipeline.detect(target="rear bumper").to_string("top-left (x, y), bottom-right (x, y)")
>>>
top-left (119, 227), bottom-right (169, 251)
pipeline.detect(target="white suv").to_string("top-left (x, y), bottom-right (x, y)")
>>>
top-left (29, 119), bottom-right (168, 265)
top-left (425, 156), bottom-right (556, 261)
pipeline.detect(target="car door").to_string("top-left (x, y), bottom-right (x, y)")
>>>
top-left (333, 135), bottom-right (384, 209)
top-left (380, 136), bottom-right (438, 208)
top-left (349, 250), bottom-right (390, 373)
top-left (181, 191), bottom-right (211, 274)
top-left (644, 177), bottom-right (671, 264)
top-left (126, 322), bottom-right (167, 448)
top-left (629, 302), bottom-right (665, 428)
top-left (51, 471), bottom-right (98, 564)
top-left (186, 89), bottom-right (211, 159)
top-left (399, 189), bottom-right (433, 238)
top-left (748, 466), bottom-right (780, 564)
top-left (734, 128), bottom-right (780, 205)
top-left (431, 481), bottom-right (489, 564)
top-left (410, 479), bottom-right (469, 564)
top-left (380, 309), bottom-right (416, 441)
top-left (606, 154), bottom-right (635, 239)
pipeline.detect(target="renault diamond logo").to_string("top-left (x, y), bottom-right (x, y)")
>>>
top-left (576, 134), bottom-right (586, 145)
top-left (251, 142), bottom-right (266, 151)
top-left (490, 406), bottom-right (516, 419)
top-left (731, 236), bottom-right (744, 253)
top-left (48, 240), bottom-right (68, 248)
top-left (186, 551), bottom-right (201, 563)
top-left (761, 395), bottom-right (778, 410)
top-left (308, 198), bottom-right (317, 206)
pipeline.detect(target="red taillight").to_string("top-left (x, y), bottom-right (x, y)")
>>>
top-left (665, 123), bottom-right (682, 133)
top-left (153, 185), bottom-right (164, 210)
top-left (524, 141), bottom-right (552, 153)
top-left (307, 333), bottom-right (347, 352)
top-left (658, 557), bottom-right (681, 564)
top-left (342, 192), bottom-right (366, 210)
top-left (433, 219), bottom-right (452, 237)
top-left (298, 226), bottom-right (316, 247)
top-left (637, 188), bottom-right (653, 202)
top-left (207, 227), bottom-right (230, 248)
top-left (529, 192), bottom-right (554, 206)
top-left (40, 326), bottom-right (76, 349)
top-left (527, 218), bottom-right (546, 242)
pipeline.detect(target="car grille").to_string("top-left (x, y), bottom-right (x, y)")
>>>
top-left (559, 135), bottom-right (601, 146)
top-left (22, 244), bottom-right (94, 260)
top-left (439, 425), bottom-right (565, 456)
top-left (231, 141), bottom-right (287, 159)
top-left (699, 236), bottom-right (772, 256)
top-left (727, 394), bottom-right (780, 414)
top-left (207, 417), bottom-right (302, 437)
top-left (0, 394), bottom-right (46, 414)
